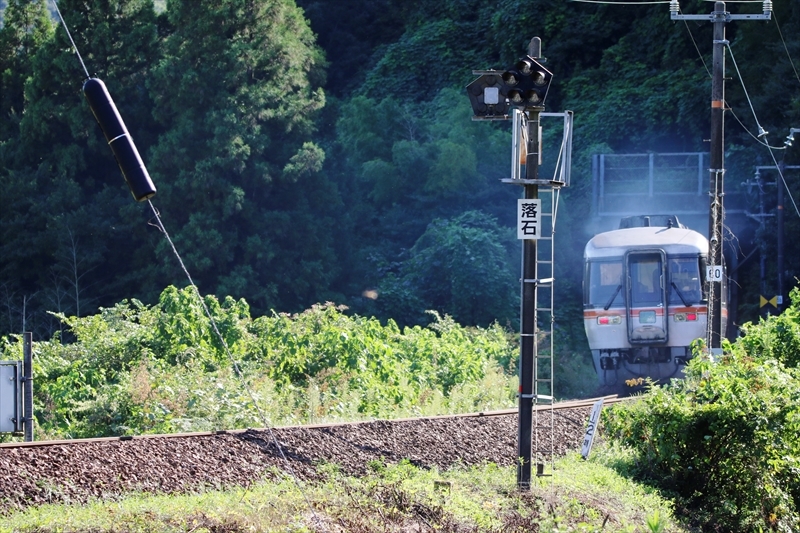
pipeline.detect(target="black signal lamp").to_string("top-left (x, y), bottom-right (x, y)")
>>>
top-left (501, 55), bottom-right (552, 109)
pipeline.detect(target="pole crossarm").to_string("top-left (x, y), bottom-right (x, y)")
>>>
top-left (671, 13), bottom-right (771, 21)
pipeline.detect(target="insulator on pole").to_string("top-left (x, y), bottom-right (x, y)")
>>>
top-left (82, 78), bottom-right (156, 202)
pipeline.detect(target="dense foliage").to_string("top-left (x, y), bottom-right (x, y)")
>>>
top-left (0, 285), bottom-right (519, 439)
top-left (2, 0), bottom-right (799, 341)
top-left (2, 0), bottom-right (800, 424)
top-left (604, 288), bottom-right (800, 532)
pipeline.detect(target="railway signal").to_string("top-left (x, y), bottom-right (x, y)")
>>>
top-left (502, 56), bottom-right (552, 108)
top-left (466, 57), bottom-right (552, 120)
top-left (468, 37), bottom-right (567, 489)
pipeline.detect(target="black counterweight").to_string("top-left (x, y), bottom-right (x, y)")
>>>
top-left (82, 77), bottom-right (156, 202)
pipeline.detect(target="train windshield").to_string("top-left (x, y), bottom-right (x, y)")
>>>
top-left (629, 254), bottom-right (662, 306)
top-left (668, 257), bottom-right (702, 305)
top-left (587, 261), bottom-right (623, 307)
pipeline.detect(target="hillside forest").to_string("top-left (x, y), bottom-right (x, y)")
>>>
top-left (1, 0), bottom-right (800, 354)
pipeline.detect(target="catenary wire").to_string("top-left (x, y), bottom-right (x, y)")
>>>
top-left (724, 42), bottom-right (767, 139)
top-left (728, 106), bottom-right (787, 150)
top-left (724, 42), bottom-right (800, 218)
top-left (678, 6), bottom-right (712, 77)
top-left (773, 14), bottom-right (800, 88)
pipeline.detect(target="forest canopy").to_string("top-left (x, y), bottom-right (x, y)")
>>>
top-left (1, 0), bottom-right (799, 340)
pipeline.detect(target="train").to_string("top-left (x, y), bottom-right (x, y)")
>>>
top-left (583, 215), bottom-right (726, 388)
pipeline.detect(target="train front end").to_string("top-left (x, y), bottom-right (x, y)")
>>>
top-left (583, 220), bottom-right (715, 388)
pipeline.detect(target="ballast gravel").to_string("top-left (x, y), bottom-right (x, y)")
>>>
top-left (0, 407), bottom-right (593, 513)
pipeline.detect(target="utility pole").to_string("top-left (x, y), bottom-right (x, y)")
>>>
top-left (670, 0), bottom-right (772, 349)
top-left (23, 332), bottom-right (33, 442)
top-left (708, 3), bottom-right (725, 349)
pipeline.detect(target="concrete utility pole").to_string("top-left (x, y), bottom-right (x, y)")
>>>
top-left (670, 0), bottom-right (772, 349)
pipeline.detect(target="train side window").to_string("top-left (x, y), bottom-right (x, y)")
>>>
top-left (588, 261), bottom-right (623, 307)
top-left (668, 257), bottom-right (702, 305)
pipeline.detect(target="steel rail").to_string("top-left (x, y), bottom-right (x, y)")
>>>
top-left (0, 395), bottom-right (630, 450)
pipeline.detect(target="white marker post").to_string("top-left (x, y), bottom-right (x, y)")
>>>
top-left (581, 398), bottom-right (605, 460)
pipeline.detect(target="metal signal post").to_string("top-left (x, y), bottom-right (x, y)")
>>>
top-left (468, 37), bottom-right (566, 489)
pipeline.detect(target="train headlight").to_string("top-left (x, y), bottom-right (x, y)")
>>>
top-left (597, 316), bottom-right (621, 325)
top-left (674, 312), bottom-right (698, 322)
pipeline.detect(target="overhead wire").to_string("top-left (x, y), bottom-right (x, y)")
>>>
top-left (568, 0), bottom-right (671, 4)
top-left (678, 5), bottom-right (711, 78)
top-left (728, 106), bottom-right (787, 150)
top-left (725, 42), bottom-right (800, 218)
top-left (50, 0), bottom-right (90, 78)
top-left (50, 0), bottom-right (328, 529)
top-left (773, 14), bottom-right (800, 87)
top-left (673, 0), bottom-right (800, 218)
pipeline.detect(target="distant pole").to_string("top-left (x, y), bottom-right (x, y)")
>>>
top-left (670, 0), bottom-right (771, 346)
top-left (23, 332), bottom-right (33, 442)
top-left (777, 158), bottom-right (785, 313)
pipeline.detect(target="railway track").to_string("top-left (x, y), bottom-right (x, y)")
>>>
top-left (0, 396), bottom-right (626, 513)
top-left (0, 395), bottom-right (623, 450)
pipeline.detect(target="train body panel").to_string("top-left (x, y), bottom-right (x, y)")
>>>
top-left (583, 222), bottom-right (720, 387)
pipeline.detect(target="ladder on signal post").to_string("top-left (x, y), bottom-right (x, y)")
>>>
top-left (532, 187), bottom-right (558, 476)
top-left (505, 109), bottom-right (571, 480)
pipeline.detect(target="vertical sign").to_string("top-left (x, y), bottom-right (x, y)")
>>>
top-left (517, 198), bottom-right (541, 240)
top-left (581, 398), bottom-right (605, 460)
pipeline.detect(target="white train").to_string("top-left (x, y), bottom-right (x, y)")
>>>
top-left (583, 215), bottom-right (725, 387)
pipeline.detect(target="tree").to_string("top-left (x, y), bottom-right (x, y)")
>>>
top-left (0, 0), bottom-right (53, 144)
top-left (0, 0), bottom-right (161, 337)
top-left (145, 0), bottom-right (336, 314)
top-left (375, 211), bottom-right (518, 328)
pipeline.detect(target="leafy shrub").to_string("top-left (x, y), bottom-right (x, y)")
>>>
top-left (604, 291), bottom-right (800, 532)
top-left (1, 285), bottom-right (520, 439)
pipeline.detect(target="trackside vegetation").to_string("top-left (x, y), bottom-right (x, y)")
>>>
top-left (6, 288), bottom-right (800, 530)
top-left (604, 288), bottom-right (800, 532)
top-left (0, 285), bottom-right (522, 440)
top-left (1, 454), bottom-right (688, 533)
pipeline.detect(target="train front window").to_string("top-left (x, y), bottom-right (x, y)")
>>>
top-left (668, 257), bottom-right (702, 305)
top-left (588, 261), bottom-right (623, 308)
top-left (630, 255), bottom-right (663, 306)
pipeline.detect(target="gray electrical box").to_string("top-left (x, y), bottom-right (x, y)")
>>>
top-left (0, 361), bottom-right (22, 433)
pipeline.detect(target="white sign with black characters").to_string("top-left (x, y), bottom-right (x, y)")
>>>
top-left (517, 199), bottom-right (541, 240)
top-left (706, 265), bottom-right (724, 283)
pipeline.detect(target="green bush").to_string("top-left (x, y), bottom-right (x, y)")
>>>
top-left (604, 291), bottom-right (800, 531)
top-left (1, 285), bottom-right (520, 439)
